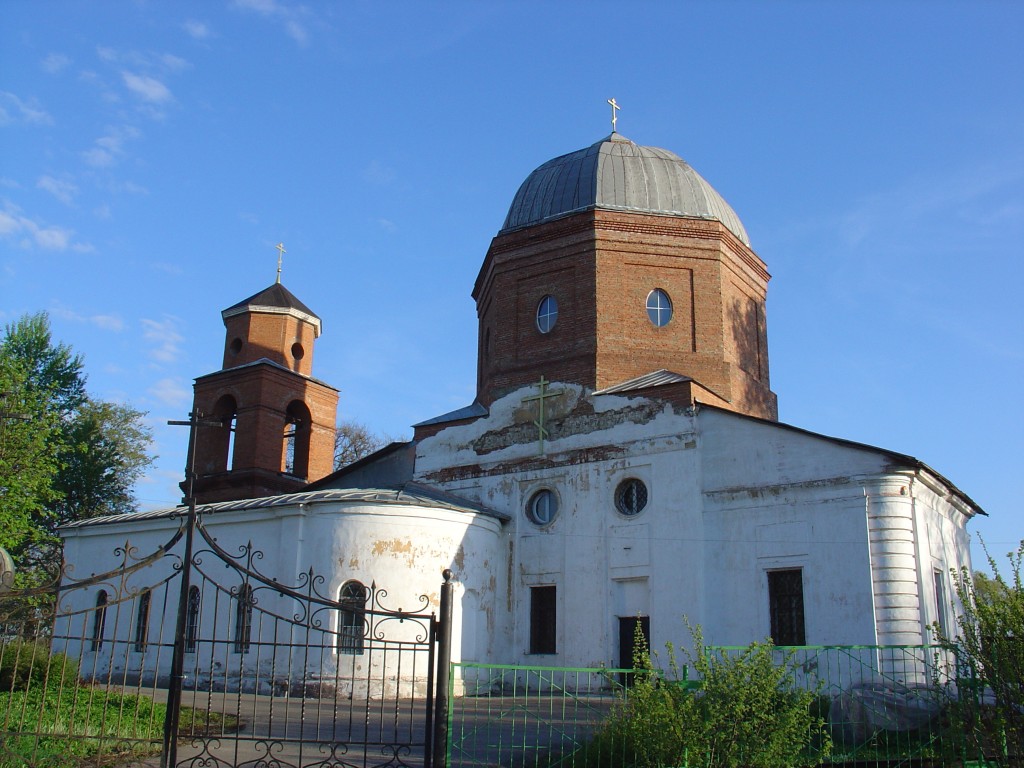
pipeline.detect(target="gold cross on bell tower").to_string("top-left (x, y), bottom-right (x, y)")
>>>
top-left (275, 242), bottom-right (286, 284)
top-left (607, 98), bottom-right (621, 132)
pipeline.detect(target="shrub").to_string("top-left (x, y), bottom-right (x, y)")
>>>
top-left (584, 622), bottom-right (830, 768)
top-left (0, 638), bottom-right (79, 691)
top-left (938, 540), bottom-right (1024, 764)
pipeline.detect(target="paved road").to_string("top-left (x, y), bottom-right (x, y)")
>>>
top-left (147, 688), bottom-right (615, 768)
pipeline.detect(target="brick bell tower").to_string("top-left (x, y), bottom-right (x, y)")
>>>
top-left (187, 274), bottom-right (339, 505)
top-left (473, 132), bottom-right (778, 421)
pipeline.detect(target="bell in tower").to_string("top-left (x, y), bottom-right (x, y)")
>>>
top-left (186, 257), bottom-right (339, 505)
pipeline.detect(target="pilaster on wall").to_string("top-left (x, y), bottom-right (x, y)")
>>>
top-left (866, 478), bottom-right (923, 647)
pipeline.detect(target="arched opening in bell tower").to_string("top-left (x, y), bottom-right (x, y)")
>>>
top-left (282, 400), bottom-right (312, 479)
top-left (209, 394), bottom-right (238, 473)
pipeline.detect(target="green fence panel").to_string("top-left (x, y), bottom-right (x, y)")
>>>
top-left (448, 646), bottom-right (992, 767)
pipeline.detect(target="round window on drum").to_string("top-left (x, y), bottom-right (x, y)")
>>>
top-left (536, 295), bottom-right (559, 334)
top-left (646, 289), bottom-right (673, 327)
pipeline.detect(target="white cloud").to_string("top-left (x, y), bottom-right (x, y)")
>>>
top-left (233, 0), bottom-right (311, 46)
top-left (33, 226), bottom-right (73, 250)
top-left (37, 175), bottom-right (78, 205)
top-left (122, 71), bottom-right (173, 103)
top-left (120, 180), bottom-right (149, 195)
top-left (41, 53), bottom-right (71, 74)
top-left (0, 201), bottom-right (83, 251)
top-left (234, 0), bottom-right (279, 14)
top-left (0, 92), bottom-right (53, 125)
top-left (183, 19), bottom-right (211, 39)
top-left (93, 314), bottom-right (124, 331)
top-left (82, 147), bottom-right (116, 167)
top-left (82, 125), bottom-right (141, 167)
top-left (50, 305), bottom-right (125, 331)
top-left (285, 19), bottom-right (308, 46)
top-left (141, 315), bottom-right (185, 364)
top-left (160, 54), bottom-right (190, 72)
top-left (148, 377), bottom-right (192, 408)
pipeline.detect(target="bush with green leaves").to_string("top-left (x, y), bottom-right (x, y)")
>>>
top-left (572, 623), bottom-right (830, 768)
top-left (0, 638), bottom-right (79, 691)
top-left (938, 540), bottom-right (1023, 764)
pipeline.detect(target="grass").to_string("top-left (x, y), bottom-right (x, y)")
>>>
top-left (1, 683), bottom-right (239, 768)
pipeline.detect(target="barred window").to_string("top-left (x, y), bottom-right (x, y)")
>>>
top-left (338, 581), bottom-right (367, 656)
top-left (615, 478), bottom-right (648, 517)
top-left (134, 589), bottom-right (151, 652)
top-left (768, 569), bottom-right (805, 646)
top-left (234, 584), bottom-right (253, 654)
top-left (185, 586), bottom-right (201, 653)
top-left (91, 591), bottom-right (108, 651)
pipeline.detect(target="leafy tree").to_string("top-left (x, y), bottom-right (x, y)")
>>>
top-left (333, 419), bottom-right (403, 469)
top-left (52, 399), bottom-right (153, 526)
top-left (940, 540), bottom-right (1024, 763)
top-left (0, 313), bottom-right (154, 577)
top-left (0, 357), bottom-right (62, 557)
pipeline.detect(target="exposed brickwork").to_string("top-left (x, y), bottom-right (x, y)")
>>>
top-left (473, 210), bottom-right (778, 420)
top-left (189, 301), bottom-right (338, 505)
top-left (222, 310), bottom-right (317, 376)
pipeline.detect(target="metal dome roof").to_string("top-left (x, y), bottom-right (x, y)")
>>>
top-left (500, 133), bottom-right (750, 246)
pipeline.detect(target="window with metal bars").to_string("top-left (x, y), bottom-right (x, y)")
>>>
top-left (768, 569), bottom-right (805, 646)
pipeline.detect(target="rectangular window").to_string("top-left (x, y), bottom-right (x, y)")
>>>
top-left (933, 569), bottom-right (949, 637)
top-left (234, 584), bottom-right (253, 654)
top-left (185, 586), bottom-right (201, 653)
top-left (529, 586), bottom-right (556, 654)
top-left (134, 589), bottom-right (151, 652)
top-left (768, 569), bottom-right (805, 646)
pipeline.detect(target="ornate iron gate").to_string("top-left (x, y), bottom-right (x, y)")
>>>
top-left (0, 507), bottom-right (454, 768)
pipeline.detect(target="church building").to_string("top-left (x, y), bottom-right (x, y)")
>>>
top-left (60, 130), bottom-right (981, 689)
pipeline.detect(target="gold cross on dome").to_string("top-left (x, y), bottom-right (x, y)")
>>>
top-left (607, 98), bottom-right (621, 132)
top-left (275, 242), bottom-right (286, 284)
top-left (522, 376), bottom-right (564, 455)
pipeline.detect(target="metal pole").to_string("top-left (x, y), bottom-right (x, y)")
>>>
top-left (161, 411), bottom-right (218, 768)
top-left (432, 569), bottom-right (454, 768)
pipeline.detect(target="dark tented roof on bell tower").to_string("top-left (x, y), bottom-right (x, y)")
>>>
top-left (222, 282), bottom-right (319, 320)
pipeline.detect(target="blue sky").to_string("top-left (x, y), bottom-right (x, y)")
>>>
top-left (2, 1), bottom-right (1021, 570)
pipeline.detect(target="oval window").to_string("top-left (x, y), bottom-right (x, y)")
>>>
top-left (536, 295), bottom-right (558, 334)
top-left (646, 289), bottom-right (673, 327)
top-left (527, 489), bottom-right (558, 526)
top-left (615, 478), bottom-right (648, 517)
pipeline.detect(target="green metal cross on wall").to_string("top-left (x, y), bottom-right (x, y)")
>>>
top-left (522, 375), bottom-right (563, 455)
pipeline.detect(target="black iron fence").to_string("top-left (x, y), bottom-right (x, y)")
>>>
top-left (0, 512), bottom-right (453, 768)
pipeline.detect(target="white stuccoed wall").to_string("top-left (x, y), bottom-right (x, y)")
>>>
top-left (60, 494), bottom-right (505, 694)
top-left (416, 383), bottom-right (977, 671)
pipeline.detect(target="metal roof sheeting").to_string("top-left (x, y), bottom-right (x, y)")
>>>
top-left (61, 483), bottom-right (508, 530)
top-left (593, 369), bottom-right (692, 395)
top-left (501, 133), bottom-right (750, 246)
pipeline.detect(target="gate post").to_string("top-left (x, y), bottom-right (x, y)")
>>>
top-left (162, 412), bottom-right (219, 768)
top-left (431, 569), bottom-right (454, 768)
